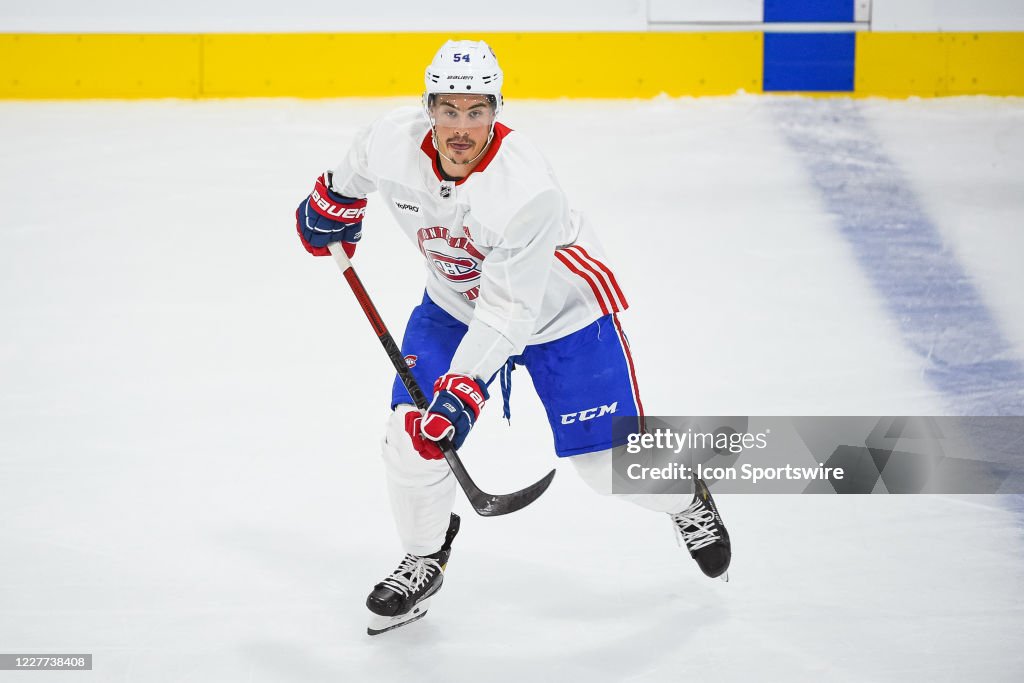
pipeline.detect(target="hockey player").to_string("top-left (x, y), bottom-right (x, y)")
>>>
top-left (296, 40), bottom-right (731, 635)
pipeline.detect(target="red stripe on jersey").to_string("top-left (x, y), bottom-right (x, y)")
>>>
top-left (555, 250), bottom-right (610, 316)
top-left (569, 245), bottom-right (628, 310)
top-left (612, 314), bottom-right (645, 433)
top-left (559, 247), bottom-right (622, 315)
top-left (420, 123), bottom-right (513, 185)
top-left (563, 246), bottom-right (625, 312)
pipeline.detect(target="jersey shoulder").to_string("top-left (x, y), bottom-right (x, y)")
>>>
top-left (483, 126), bottom-right (561, 196)
top-left (364, 106), bottom-right (431, 169)
top-left (467, 126), bottom-right (567, 237)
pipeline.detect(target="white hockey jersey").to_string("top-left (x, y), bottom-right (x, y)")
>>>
top-left (329, 106), bottom-right (627, 381)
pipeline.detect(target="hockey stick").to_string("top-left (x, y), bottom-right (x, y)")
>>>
top-left (327, 242), bottom-right (556, 516)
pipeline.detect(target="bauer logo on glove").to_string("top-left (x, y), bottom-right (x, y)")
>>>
top-left (295, 171), bottom-right (367, 257)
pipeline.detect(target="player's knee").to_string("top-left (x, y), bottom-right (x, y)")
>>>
top-left (570, 448), bottom-right (615, 496)
top-left (382, 405), bottom-right (451, 487)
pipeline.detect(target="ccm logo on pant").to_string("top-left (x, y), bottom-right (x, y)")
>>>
top-left (561, 402), bottom-right (618, 424)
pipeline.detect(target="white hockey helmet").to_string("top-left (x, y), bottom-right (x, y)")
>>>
top-left (423, 40), bottom-right (503, 116)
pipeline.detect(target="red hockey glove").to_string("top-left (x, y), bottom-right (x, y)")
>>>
top-left (295, 172), bottom-right (366, 257)
top-left (404, 411), bottom-right (444, 460)
top-left (404, 374), bottom-right (488, 460)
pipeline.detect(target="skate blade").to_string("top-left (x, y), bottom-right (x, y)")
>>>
top-left (718, 572), bottom-right (729, 583)
top-left (367, 598), bottom-right (432, 636)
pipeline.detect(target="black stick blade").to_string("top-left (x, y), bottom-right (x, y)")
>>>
top-left (440, 441), bottom-right (555, 516)
top-left (469, 468), bottom-right (557, 517)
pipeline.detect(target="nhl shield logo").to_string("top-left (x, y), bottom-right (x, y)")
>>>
top-left (439, 182), bottom-right (453, 199)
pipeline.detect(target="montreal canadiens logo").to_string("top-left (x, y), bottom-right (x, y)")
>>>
top-left (426, 250), bottom-right (481, 283)
top-left (416, 226), bottom-right (485, 286)
top-left (404, 354), bottom-right (417, 368)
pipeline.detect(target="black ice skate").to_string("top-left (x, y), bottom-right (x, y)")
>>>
top-left (366, 513), bottom-right (460, 635)
top-left (670, 478), bottom-right (731, 582)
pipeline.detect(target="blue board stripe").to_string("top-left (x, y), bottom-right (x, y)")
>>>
top-left (765, 0), bottom-right (854, 22)
top-left (764, 33), bottom-right (855, 92)
top-left (771, 99), bottom-right (1024, 415)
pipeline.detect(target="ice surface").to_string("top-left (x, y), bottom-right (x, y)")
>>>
top-left (1, 96), bottom-right (1022, 681)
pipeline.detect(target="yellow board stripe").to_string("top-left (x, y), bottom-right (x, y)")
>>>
top-left (1, 32), bottom-right (761, 99)
top-left (1, 31), bottom-right (1021, 99)
top-left (857, 32), bottom-right (1024, 96)
top-left (0, 34), bottom-right (202, 98)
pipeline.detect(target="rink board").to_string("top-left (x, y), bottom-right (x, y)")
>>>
top-left (0, 32), bottom-right (761, 99)
top-left (1, 31), bottom-right (1022, 98)
top-left (857, 32), bottom-right (1024, 96)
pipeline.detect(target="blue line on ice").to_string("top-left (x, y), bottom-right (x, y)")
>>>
top-left (772, 99), bottom-right (1024, 415)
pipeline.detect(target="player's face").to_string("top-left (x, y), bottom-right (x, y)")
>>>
top-left (430, 95), bottom-right (495, 164)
